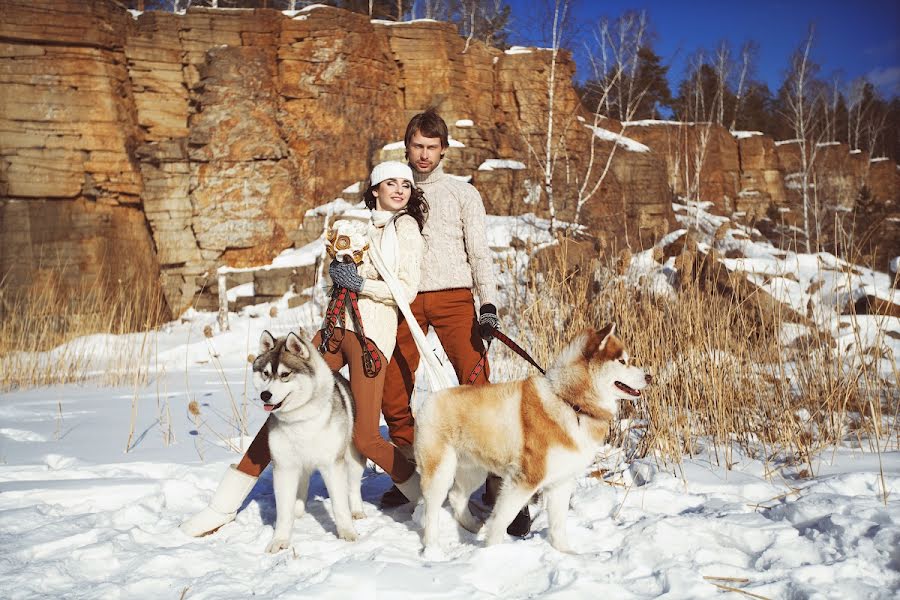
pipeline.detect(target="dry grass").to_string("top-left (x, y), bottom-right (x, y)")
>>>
top-left (3, 232), bottom-right (895, 477)
top-left (0, 265), bottom-right (168, 391)
top-left (502, 238), bottom-right (898, 474)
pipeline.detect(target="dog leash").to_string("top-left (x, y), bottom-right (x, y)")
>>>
top-left (466, 328), bottom-right (545, 385)
top-left (318, 286), bottom-right (382, 377)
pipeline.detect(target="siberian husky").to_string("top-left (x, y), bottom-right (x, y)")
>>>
top-left (253, 331), bottom-right (366, 553)
top-left (415, 324), bottom-right (651, 553)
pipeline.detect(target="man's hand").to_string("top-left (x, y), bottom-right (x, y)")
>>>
top-left (329, 260), bottom-right (365, 293)
top-left (478, 303), bottom-right (499, 340)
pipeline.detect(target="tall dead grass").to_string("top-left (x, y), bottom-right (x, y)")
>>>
top-left (0, 265), bottom-right (168, 391)
top-left (503, 238), bottom-right (898, 474)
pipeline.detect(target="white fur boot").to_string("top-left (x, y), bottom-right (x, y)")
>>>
top-left (180, 465), bottom-right (258, 537)
top-left (394, 472), bottom-right (422, 504)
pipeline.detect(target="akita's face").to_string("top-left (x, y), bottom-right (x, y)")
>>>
top-left (252, 331), bottom-right (317, 414)
top-left (585, 325), bottom-right (651, 413)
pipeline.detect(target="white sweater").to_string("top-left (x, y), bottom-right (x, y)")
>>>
top-left (413, 163), bottom-right (498, 308)
top-left (339, 213), bottom-right (423, 359)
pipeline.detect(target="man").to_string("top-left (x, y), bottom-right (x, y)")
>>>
top-left (180, 110), bottom-right (530, 539)
top-left (378, 109), bottom-right (531, 537)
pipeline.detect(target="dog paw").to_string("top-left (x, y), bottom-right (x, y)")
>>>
top-left (458, 513), bottom-right (483, 534)
top-left (351, 510), bottom-right (366, 520)
top-left (337, 526), bottom-right (359, 542)
top-left (422, 545), bottom-right (448, 562)
top-left (265, 537), bottom-right (290, 554)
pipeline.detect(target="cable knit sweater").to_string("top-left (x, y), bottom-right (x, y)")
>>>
top-left (340, 212), bottom-right (423, 359)
top-left (412, 163), bottom-right (498, 308)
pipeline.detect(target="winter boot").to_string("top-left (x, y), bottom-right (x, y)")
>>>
top-left (180, 465), bottom-right (258, 537)
top-left (388, 472), bottom-right (422, 506)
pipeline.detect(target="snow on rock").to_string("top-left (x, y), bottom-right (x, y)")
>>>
top-left (584, 124), bottom-right (651, 153)
top-left (455, 119), bottom-right (474, 127)
top-left (505, 46), bottom-right (533, 54)
top-left (383, 137), bottom-right (464, 150)
top-left (478, 159), bottom-right (526, 171)
top-left (731, 130), bottom-right (764, 139)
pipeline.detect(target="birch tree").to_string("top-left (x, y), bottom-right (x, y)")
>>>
top-left (572, 11), bottom-right (651, 233)
top-left (516, 0), bottom-right (572, 233)
top-left (780, 26), bottom-right (826, 252)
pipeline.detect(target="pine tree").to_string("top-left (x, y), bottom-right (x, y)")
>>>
top-left (733, 81), bottom-right (773, 132)
top-left (673, 62), bottom-right (736, 123)
top-left (631, 46), bottom-right (673, 119)
top-left (578, 44), bottom-right (671, 120)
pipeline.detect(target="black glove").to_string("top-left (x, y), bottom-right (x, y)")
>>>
top-left (329, 260), bottom-right (365, 293)
top-left (478, 303), bottom-right (500, 340)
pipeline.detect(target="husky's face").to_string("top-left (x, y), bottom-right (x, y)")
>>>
top-left (584, 324), bottom-right (651, 414)
top-left (252, 331), bottom-right (317, 414)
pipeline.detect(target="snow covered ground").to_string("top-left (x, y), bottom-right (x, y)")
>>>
top-left (2, 207), bottom-right (898, 599)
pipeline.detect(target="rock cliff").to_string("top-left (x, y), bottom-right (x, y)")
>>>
top-left (1, 0), bottom-right (895, 318)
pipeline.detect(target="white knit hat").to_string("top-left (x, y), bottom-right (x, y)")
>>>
top-left (369, 161), bottom-right (417, 189)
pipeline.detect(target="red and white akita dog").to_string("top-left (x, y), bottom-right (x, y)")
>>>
top-left (415, 324), bottom-right (650, 553)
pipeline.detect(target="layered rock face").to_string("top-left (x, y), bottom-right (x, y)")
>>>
top-left (2, 0), bottom-right (679, 314)
top-left (7, 1), bottom-right (893, 318)
top-left (626, 123), bottom-right (899, 267)
top-left (0, 1), bottom-right (155, 297)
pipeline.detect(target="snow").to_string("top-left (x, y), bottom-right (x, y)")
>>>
top-left (2, 204), bottom-right (898, 598)
top-left (622, 119), bottom-right (685, 126)
top-left (1, 366), bottom-right (897, 599)
top-left (301, 3), bottom-right (330, 12)
top-left (870, 157), bottom-right (889, 163)
top-left (775, 139), bottom-right (801, 146)
top-left (584, 124), bottom-right (651, 153)
top-left (226, 282), bottom-right (254, 302)
top-left (891, 256), bottom-right (899, 274)
top-left (850, 149), bottom-right (862, 154)
top-left (478, 159), bottom-right (526, 171)
top-left (342, 181), bottom-right (361, 194)
top-left (382, 137), bottom-right (464, 150)
top-left (456, 119), bottom-right (474, 127)
top-left (505, 46), bottom-right (533, 54)
top-left (730, 130), bottom-right (763, 139)
top-left (304, 197), bottom-right (365, 217)
top-left (371, 18), bottom-right (440, 26)
top-left (816, 141), bottom-right (841, 147)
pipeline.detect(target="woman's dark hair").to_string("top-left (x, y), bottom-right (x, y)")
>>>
top-left (363, 184), bottom-right (429, 232)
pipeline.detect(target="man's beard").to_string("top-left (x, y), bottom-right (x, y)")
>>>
top-left (411, 156), bottom-right (441, 175)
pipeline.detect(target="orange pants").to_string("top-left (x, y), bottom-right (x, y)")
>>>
top-left (238, 329), bottom-right (415, 483)
top-left (381, 288), bottom-right (490, 448)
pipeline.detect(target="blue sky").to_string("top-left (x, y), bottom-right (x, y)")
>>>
top-left (504, 0), bottom-right (900, 96)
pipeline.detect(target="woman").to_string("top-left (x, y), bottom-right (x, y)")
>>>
top-left (181, 161), bottom-right (430, 538)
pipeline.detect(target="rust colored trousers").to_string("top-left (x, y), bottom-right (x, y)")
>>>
top-left (237, 328), bottom-right (415, 484)
top-left (381, 288), bottom-right (490, 449)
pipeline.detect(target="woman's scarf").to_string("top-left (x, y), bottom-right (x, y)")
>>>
top-left (367, 212), bottom-right (453, 400)
top-left (370, 210), bottom-right (397, 274)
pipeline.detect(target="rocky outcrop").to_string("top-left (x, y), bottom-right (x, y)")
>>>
top-left (0, 0), bottom-right (156, 302)
top-left (8, 0), bottom-right (895, 318)
top-left (2, 0), bottom-right (680, 315)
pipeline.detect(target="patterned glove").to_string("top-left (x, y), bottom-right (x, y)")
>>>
top-left (329, 260), bottom-right (365, 293)
top-left (478, 303), bottom-right (500, 340)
